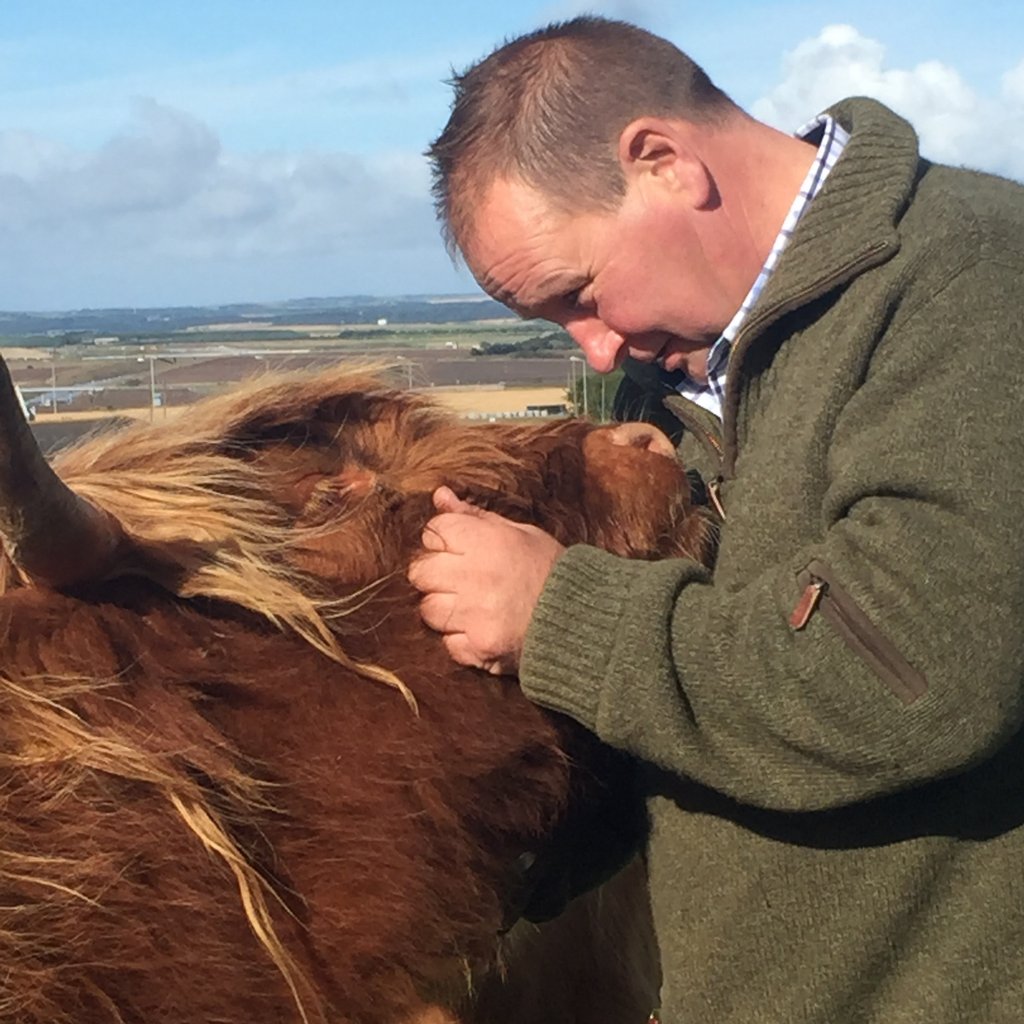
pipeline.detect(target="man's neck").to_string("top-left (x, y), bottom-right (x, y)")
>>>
top-left (703, 115), bottom-right (820, 280)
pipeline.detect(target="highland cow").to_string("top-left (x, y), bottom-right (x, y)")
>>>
top-left (0, 356), bottom-right (711, 1024)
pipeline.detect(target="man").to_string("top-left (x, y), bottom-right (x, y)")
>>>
top-left (409, 16), bottom-right (1024, 1023)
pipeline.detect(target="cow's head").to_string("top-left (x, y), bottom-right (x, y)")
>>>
top-left (0, 357), bottom-right (711, 621)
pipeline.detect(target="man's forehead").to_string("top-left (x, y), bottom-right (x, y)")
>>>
top-left (465, 176), bottom-right (551, 236)
top-left (482, 275), bottom-right (586, 321)
top-left (461, 180), bottom-right (552, 302)
top-left (468, 240), bottom-right (586, 319)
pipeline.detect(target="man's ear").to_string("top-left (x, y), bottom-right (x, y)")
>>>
top-left (617, 117), bottom-right (714, 208)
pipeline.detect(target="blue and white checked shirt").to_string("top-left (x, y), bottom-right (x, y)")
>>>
top-left (665, 115), bottom-right (850, 419)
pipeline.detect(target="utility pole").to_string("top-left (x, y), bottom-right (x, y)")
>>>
top-left (570, 356), bottom-right (588, 417)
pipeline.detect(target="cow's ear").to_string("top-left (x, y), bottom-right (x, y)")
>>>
top-left (301, 467), bottom-right (382, 520)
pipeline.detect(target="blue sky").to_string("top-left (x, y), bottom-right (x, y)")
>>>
top-left (1, 0), bottom-right (1021, 310)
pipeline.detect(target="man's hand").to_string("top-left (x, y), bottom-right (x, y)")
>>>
top-left (408, 486), bottom-right (566, 675)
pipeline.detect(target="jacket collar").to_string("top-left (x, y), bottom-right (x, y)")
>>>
top-left (743, 97), bottom-right (919, 330)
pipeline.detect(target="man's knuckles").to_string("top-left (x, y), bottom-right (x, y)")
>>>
top-left (417, 591), bottom-right (459, 631)
top-left (443, 632), bottom-right (516, 675)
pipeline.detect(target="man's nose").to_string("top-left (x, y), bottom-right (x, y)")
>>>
top-left (567, 319), bottom-right (626, 374)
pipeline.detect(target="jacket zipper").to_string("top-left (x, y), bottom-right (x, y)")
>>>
top-left (662, 395), bottom-right (727, 520)
top-left (721, 240), bottom-right (895, 477)
top-left (706, 478), bottom-right (727, 521)
top-left (790, 559), bottom-right (928, 705)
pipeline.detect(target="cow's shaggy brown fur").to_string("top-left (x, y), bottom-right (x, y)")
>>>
top-left (0, 367), bottom-right (711, 1024)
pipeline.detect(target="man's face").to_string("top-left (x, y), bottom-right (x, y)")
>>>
top-left (464, 176), bottom-right (737, 380)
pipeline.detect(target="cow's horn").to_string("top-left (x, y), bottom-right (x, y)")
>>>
top-left (0, 354), bottom-right (123, 587)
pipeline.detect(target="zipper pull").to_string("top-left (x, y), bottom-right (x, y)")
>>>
top-left (790, 580), bottom-right (826, 630)
top-left (707, 477), bottom-right (726, 521)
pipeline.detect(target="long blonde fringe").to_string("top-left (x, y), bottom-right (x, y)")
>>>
top-left (169, 793), bottom-right (316, 1024)
top-left (0, 665), bottom-right (316, 1020)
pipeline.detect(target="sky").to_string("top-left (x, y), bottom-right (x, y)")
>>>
top-left (0, 1), bottom-right (1021, 311)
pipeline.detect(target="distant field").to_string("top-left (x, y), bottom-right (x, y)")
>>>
top-left (420, 386), bottom-right (567, 416)
top-left (0, 346), bottom-right (45, 359)
top-left (8, 320), bottom-right (583, 445)
top-left (7, 347), bottom-right (574, 395)
top-left (2, 318), bottom-right (552, 351)
top-left (185, 320), bottom-right (521, 335)
top-left (33, 385), bottom-right (569, 426)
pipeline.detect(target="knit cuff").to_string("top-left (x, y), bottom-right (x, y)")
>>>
top-left (519, 544), bottom-right (665, 731)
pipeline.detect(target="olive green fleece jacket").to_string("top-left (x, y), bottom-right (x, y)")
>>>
top-left (520, 98), bottom-right (1024, 1023)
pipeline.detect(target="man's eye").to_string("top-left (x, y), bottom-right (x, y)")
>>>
top-left (564, 288), bottom-right (585, 309)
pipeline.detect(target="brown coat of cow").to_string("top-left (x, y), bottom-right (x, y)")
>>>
top-left (0, 364), bottom-right (711, 1024)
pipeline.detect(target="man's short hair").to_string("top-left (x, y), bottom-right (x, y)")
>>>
top-left (428, 16), bottom-right (735, 256)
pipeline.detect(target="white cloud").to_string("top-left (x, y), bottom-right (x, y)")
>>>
top-left (752, 25), bottom-right (1024, 181)
top-left (1004, 59), bottom-right (1024, 105)
top-left (0, 130), bottom-right (71, 180)
top-left (0, 100), bottom-right (452, 307)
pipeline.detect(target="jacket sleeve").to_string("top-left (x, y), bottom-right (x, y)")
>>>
top-left (519, 256), bottom-right (1024, 812)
